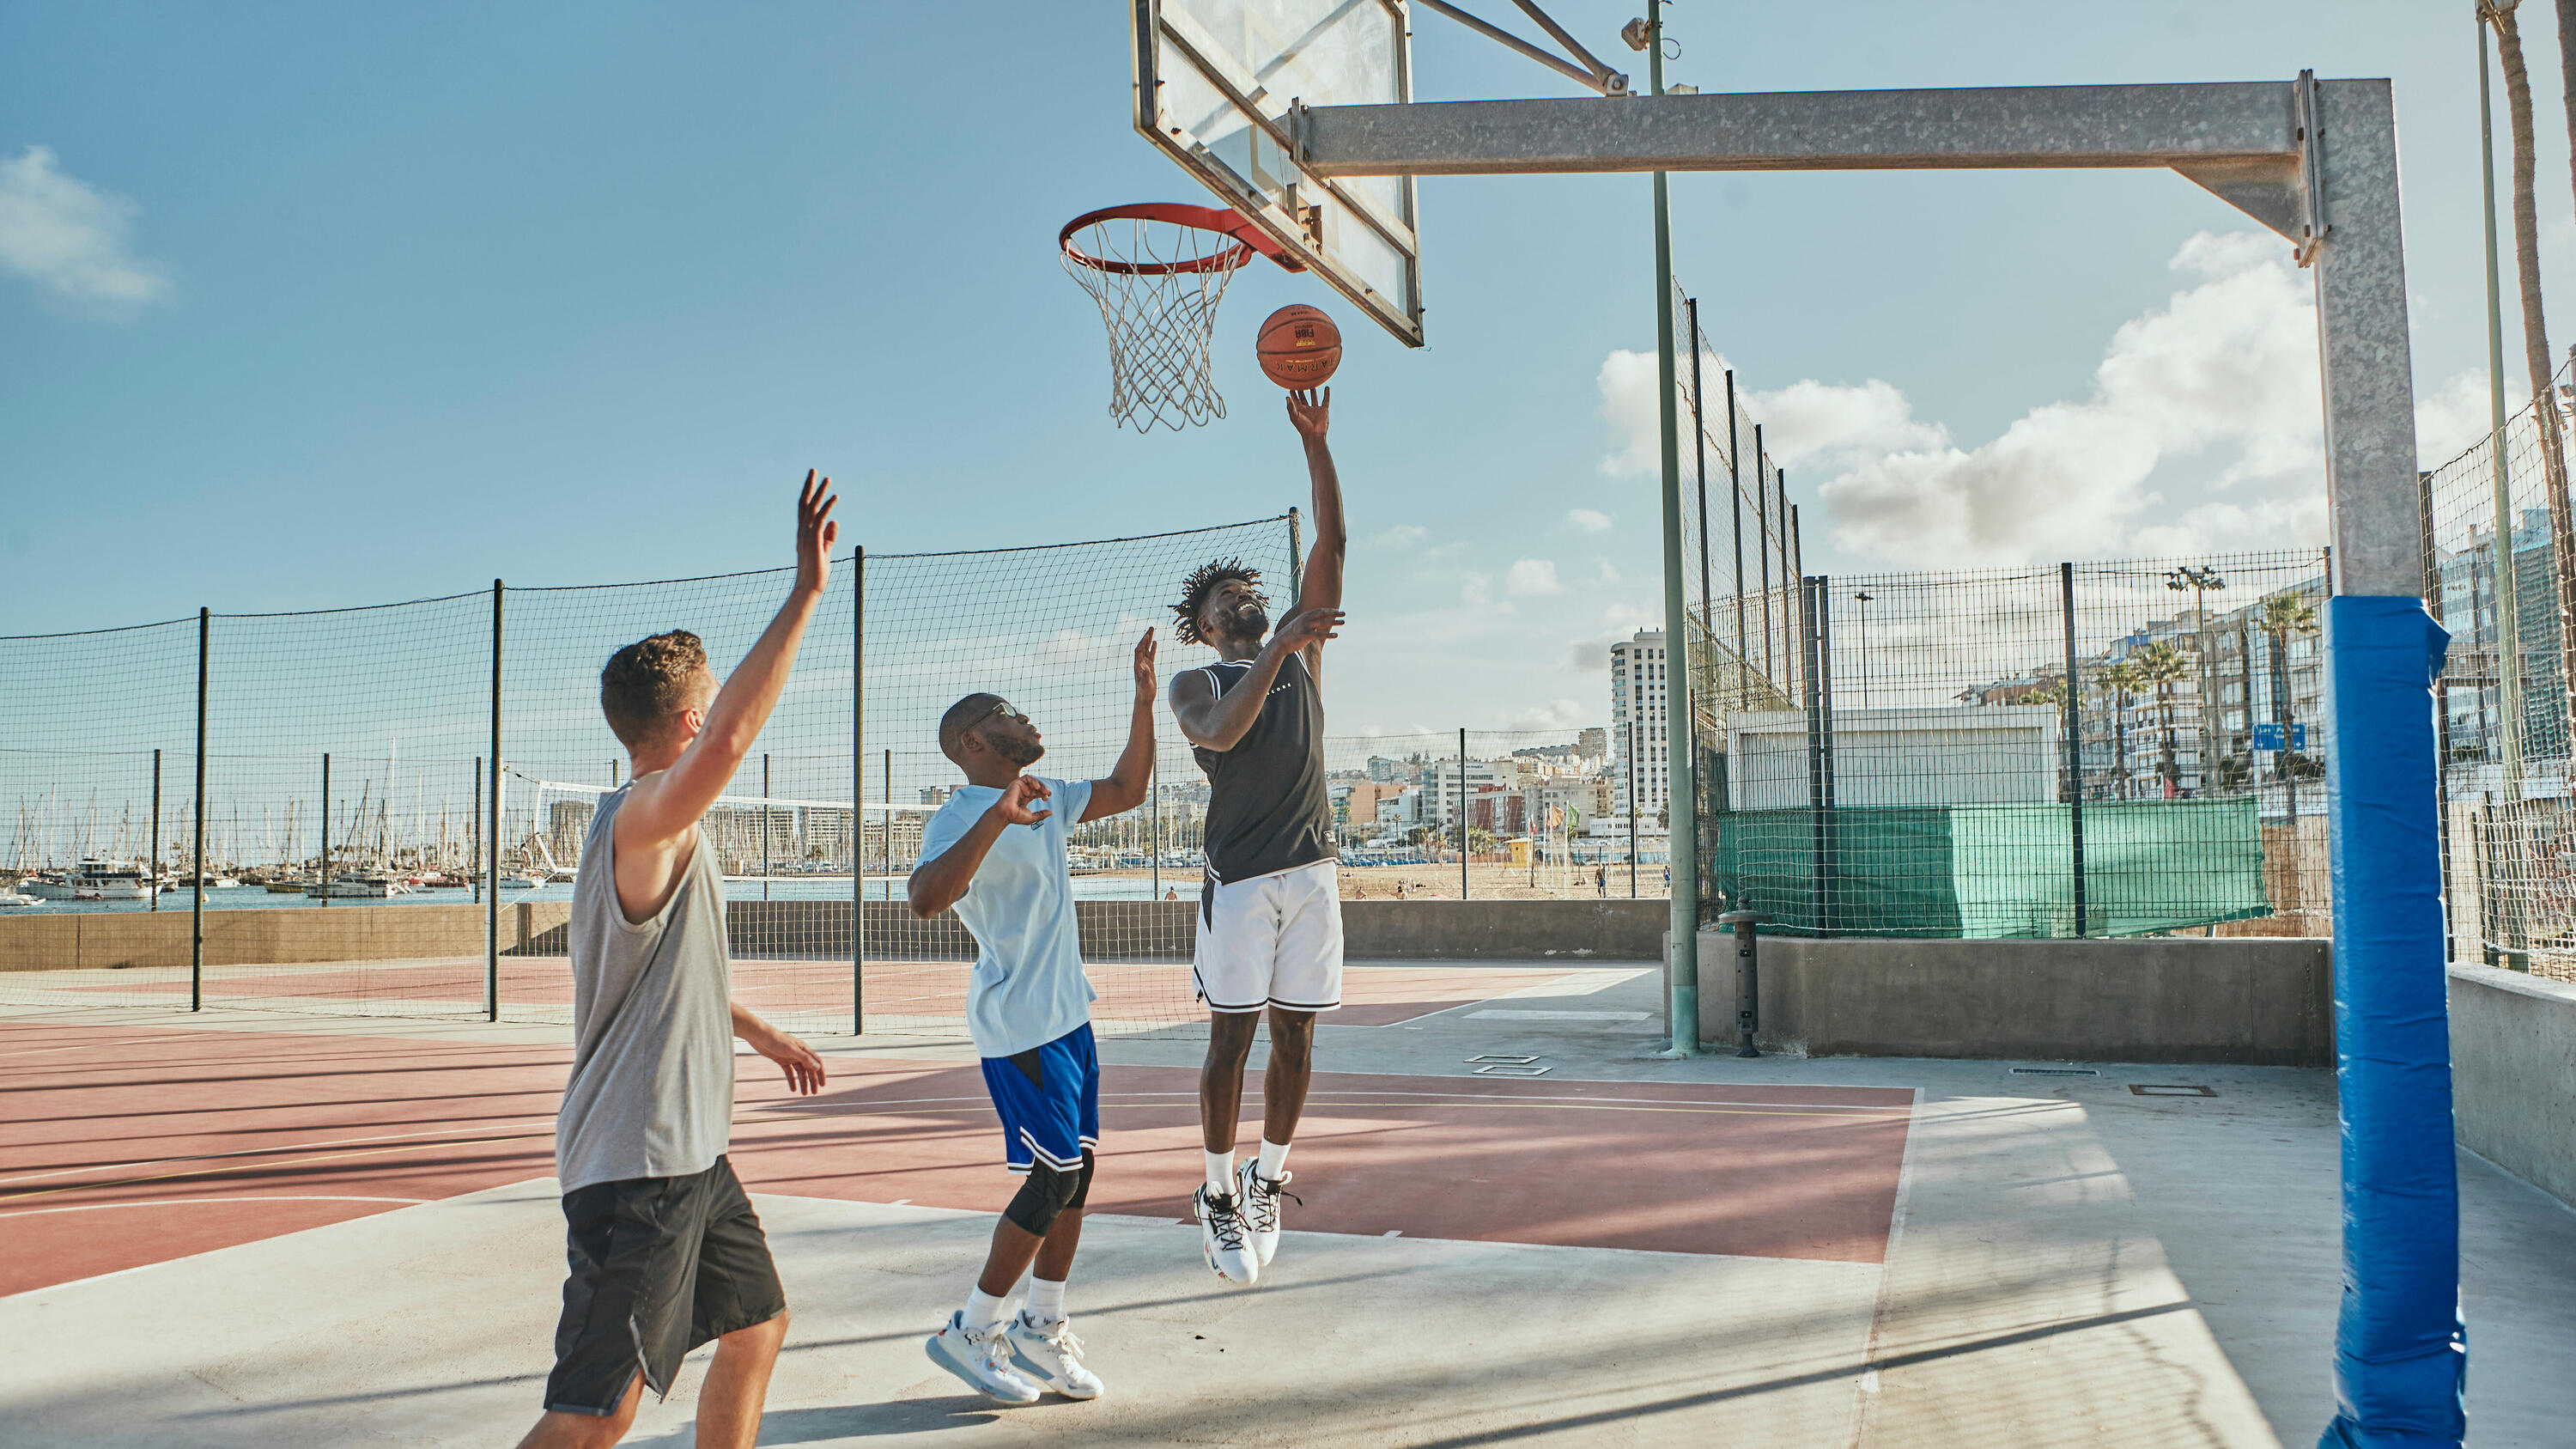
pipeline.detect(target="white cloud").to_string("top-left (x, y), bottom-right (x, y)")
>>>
top-left (1505, 558), bottom-right (1566, 596)
top-left (1566, 508), bottom-right (1613, 533)
top-left (0, 145), bottom-right (171, 312)
top-left (1504, 699), bottom-right (1590, 730)
top-left (2412, 368), bottom-right (2530, 468)
top-left (1369, 523), bottom-right (1429, 550)
top-left (1600, 230), bottom-right (2353, 566)
top-left (1461, 572), bottom-right (1497, 607)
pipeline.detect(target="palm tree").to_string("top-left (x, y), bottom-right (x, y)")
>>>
top-left (2132, 641), bottom-right (2193, 797)
top-left (2485, 0), bottom-right (2576, 721)
top-left (2097, 661), bottom-right (2146, 800)
top-left (2262, 592), bottom-right (2323, 817)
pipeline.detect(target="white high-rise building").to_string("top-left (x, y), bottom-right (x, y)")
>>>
top-left (1609, 630), bottom-right (1671, 823)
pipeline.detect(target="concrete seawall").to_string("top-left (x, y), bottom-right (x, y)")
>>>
top-left (0, 897), bottom-right (1674, 971)
top-left (1686, 930), bottom-right (2336, 1067)
top-left (2449, 963), bottom-right (2576, 1209)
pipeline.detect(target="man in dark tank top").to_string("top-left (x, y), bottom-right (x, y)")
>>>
top-left (1165, 387), bottom-right (1346, 1288)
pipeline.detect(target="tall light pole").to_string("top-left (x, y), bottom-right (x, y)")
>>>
top-left (1630, 1), bottom-right (1698, 1056)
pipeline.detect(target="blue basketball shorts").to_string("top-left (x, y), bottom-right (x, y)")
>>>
top-left (980, 1023), bottom-right (1101, 1174)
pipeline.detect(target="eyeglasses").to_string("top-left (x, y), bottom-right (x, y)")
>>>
top-left (945, 698), bottom-right (1027, 746)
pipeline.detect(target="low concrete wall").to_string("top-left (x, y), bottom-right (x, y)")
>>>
top-left (2449, 963), bottom-right (2576, 1209)
top-left (0, 901), bottom-right (574, 972)
top-left (1685, 931), bottom-right (2336, 1066)
top-left (0, 896), bottom-right (1670, 971)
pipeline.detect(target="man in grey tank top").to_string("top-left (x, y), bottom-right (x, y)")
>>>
top-left (517, 475), bottom-right (836, 1449)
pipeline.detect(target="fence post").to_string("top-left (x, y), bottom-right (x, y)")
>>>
top-left (319, 752), bottom-right (331, 909)
top-left (2062, 563), bottom-right (2088, 937)
top-left (1726, 369), bottom-right (1747, 708)
top-left (149, 749), bottom-right (161, 913)
top-left (762, 753), bottom-right (773, 903)
top-left (1754, 428), bottom-right (1771, 685)
top-left (487, 579), bottom-right (501, 1022)
top-left (1458, 728), bottom-right (1470, 900)
top-left (471, 757), bottom-right (482, 904)
top-left (1801, 577), bottom-right (1834, 935)
top-left (1688, 298), bottom-right (1713, 648)
top-left (866, 546), bottom-right (876, 1031)
top-left (192, 607), bottom-right (208, 1011)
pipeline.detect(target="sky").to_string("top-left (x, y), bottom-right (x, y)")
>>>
top-left (9, 1), bottom-right (2576, 738)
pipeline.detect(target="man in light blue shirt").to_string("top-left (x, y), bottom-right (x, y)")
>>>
top-left (905, 630), bottom-right (1158, 1404)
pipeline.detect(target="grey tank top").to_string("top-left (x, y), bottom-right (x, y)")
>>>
top-left (556, 782), bottom-right (735, 1192)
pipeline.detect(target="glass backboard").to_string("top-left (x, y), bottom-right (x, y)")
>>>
top-left (1133, 0), bottom-right (1425, 346)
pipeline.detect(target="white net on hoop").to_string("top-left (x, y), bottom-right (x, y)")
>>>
top-left (1062, 212), bottom-right (1255, 434)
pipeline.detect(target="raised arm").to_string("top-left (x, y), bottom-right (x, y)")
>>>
top-left (618, 475), bottom-right (837, 848)
top-left (1083, 630), bottom-right (1158, 821)
top-left (1287, 388), bottom-right (1345, 618)
top-left (1169, 607), bottom-right (1342, 752)
top-left (907, 778), bottom-right (1052, 918)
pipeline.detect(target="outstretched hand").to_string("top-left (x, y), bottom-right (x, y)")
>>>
top-left (994, 775), bottom-right (1053, 827)
top-left (796, 471), bottom-right (840, 596)
top-left (1131, 629), bottom-right (1159, 703)
top-left (1275, 607), bottom-right (1344, 652)
top-left (745, 1019), bottom-right (827, 1095)
top-left (1286, 387), bottom-right (1329, 444)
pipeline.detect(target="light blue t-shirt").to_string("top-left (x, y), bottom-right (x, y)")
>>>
top-left (915, 775), bottom-right (1097, 1058)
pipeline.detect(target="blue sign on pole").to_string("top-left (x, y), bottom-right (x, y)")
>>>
top-left (2252, 722), bottom-right (2309, 752)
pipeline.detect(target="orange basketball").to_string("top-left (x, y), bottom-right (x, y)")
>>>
top-left (1255, 304), bottom-right (1342, 389)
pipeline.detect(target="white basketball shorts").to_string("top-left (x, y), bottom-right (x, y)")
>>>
top-left (1192, 858), bottom-right (1344, 1015)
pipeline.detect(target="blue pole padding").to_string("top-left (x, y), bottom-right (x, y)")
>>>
top-left (2318, 595), bottom-right (2464, 1449)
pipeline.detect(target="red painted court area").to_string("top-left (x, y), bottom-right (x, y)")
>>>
top-left (0, 1020), bottom-right (1912, 1299)
top-left (74, 959), bottom-right (1553, 1028)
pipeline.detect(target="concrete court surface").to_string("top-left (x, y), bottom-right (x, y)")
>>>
top-left (3, 964), bottom-right (2573, 1447)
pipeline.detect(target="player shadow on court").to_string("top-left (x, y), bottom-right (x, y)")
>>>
top-left (625, 1399), bottom-right (1033, 1442)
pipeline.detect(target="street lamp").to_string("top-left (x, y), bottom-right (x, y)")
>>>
top-left (1852, 590), bottom-right (1875, 710)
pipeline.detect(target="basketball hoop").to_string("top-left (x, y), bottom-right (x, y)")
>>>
top-left (1060, 203), bottom-right (1302, 434)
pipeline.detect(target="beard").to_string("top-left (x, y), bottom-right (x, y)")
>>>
top-left (1225, 601), bottom-right (1269, 639)
top-left (994, 735), bottom-right (1045, 768)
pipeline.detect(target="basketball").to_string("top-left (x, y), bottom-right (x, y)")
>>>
top-left (1255, 304), bottom-right (1342, 389)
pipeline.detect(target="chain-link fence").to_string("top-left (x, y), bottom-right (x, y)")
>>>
top-left (1692, 551), bottom-right (2330, 939)
top-left (0, 515), bottom-right (1297, 1035)
top-left (2425, 356), bottom-right (2576, 980)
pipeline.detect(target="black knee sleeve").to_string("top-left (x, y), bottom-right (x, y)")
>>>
top-left (1005, 1157), bottom-right (1086, 1237)
top-left (1066, 1148), bottom-right (1095, 1213)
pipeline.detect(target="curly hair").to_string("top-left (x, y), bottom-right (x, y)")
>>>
top-left (1170, 558), bottom-right (1267, 646)
top-left (599, 630), bottom-right (711, 749)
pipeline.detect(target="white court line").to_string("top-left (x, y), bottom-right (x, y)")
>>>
top-left (1845, 1087), bottom-right (1924, 1449)
top-left (0, 1195), bottom-right (428, 1220)
top-left (755, 1088), bottom-right (1909, 1116)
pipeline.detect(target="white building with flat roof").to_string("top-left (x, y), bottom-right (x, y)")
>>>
top-left (1610, 630), bottom-right (1671, 822)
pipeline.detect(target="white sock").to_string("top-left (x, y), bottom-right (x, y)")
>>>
top-left (965, 1284), bottom-right (1012, 1334)
top-left (1205, 1149), bottom-right (1235, 1198)
top-left (1257, 1138), bottom-right (1291, 1180)
top-left (1024, 1276), bottom-right (1066, 1324)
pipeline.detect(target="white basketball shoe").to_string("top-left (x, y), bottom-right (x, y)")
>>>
top-left (1194, 1184), bottom-right (1260, 1285)
top-left (925, 1311), bottom-right (1043, 1403)
top-left (1237, 1160), bottom-right (1296, 1269)
top-left (1007, 1312), bottom-right (1106, 1400)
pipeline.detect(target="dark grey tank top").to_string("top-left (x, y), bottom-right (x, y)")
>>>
top-left (556, 782), bottom-right (735, 1191)
top-left (1192, 651), bottom-right (1334, 887)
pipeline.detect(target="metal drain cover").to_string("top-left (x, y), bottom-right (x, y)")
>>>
top-left (2011, 1067), bottom-right (2099, 1076)
top-left (2129, 1084), bottom-right (2217, 1097)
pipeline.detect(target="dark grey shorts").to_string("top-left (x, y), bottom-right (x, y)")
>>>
top-left (544, 1155), bottom-right (786, 1416)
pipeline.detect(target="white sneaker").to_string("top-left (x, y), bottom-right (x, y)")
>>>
top-left (1194, 1184), bottom-right (1259, 1286)
top-left (925, 1311), bottom-right (1043, 1403)
top-left (1008, 1312), bottom-right (1106, 1399)
top-left (1237, 1160), bottom-right (1295, 1269)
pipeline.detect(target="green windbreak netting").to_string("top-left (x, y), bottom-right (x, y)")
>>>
top-left (1714, 798), bottom-right (2269, 938)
